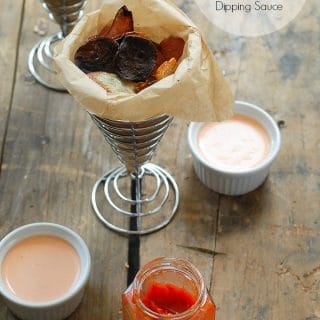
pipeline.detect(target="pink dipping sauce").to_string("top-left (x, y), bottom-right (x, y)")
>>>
top-left (197, 114), bottom-right (270, 170)
top-left (1, 235), bottom-right (80, 302)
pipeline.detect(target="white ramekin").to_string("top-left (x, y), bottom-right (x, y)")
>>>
top-left (0, 223), bottom-right (91, 320)
top-left (188, 101), bottom-right (281, 196)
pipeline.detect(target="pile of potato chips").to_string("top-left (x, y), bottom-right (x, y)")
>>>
top-left (74, 6), bottom-right (185, 93)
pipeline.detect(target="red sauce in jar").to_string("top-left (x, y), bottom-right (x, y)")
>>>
top-left (122, 258), bottom-right (215, 320)
top-left (141, 282), bottom-right (196, 314)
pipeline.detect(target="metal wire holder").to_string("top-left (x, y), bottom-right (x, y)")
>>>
top-left (28, 0), bottom-right (87, 91)
top-left (90, 114), bottom-right (179, 235)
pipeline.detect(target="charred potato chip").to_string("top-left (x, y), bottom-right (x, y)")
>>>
top-left (74, 37), bottom-right (119, 73)
top-left (104, 6), bottom-right (134, 40)
top-left (155, 58), bottom-right (177, 81)
top-left (116, 31), bottom-right (149, 44)
top-left (159, 37), bottom-right (185, 61)
top-left (122, 31), bottom-right (148, 38)
top-left (115, 35), bottom-right (157, 82)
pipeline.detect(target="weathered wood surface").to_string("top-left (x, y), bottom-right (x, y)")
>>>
top-left (201, 1), bottom-right (320, 319)
top-left (0, 0), bottom-right (319, 319)
top-left (0, 0), bottom-right (24, 163)
top-left (0, 1), bottom-right (127, 319)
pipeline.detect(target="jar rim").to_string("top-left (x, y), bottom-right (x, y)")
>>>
top-left (133, 257), bottom-right (207, 319)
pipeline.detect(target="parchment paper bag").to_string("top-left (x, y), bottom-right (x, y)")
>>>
top-left (55, 0), bottom-right (233, 121)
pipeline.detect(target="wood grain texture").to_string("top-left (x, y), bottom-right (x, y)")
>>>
top-left (0, 0), bottom-right (24, 165)
top-left (206, 1), bottom-right (320, 319)
top-left (140, 120), bottom-right (219, 287)
top-left (0, 1), bottom-right (127, 319)
top-left (0, 3), bottom-right (24, 318)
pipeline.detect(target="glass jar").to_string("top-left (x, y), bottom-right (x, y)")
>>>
top-left (122, 257), bottom-right (215, 320)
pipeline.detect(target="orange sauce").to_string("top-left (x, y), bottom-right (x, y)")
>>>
top-left (2, 235), bottom-right (80, 302)
top-left (197, 114), bottom-right (270, 170)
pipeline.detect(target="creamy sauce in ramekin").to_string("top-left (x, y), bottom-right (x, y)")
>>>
top-left (1, 235), bottom-right (80, 302)
top-left (197, 114), bottom-right (270, 170)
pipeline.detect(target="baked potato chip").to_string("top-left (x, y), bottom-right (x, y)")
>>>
top-left (98, 20), bottom-right (112, 38)
top-left (155, 58), bottom-right (177, 81)
top-left (74, 8), bottom-right (185, 91)
top-left (88, 72), bottom-right (134, 94)
top-left (159, 37), bottom-right (185, 61)
top-left (102, 5), bottom-right (134, 40)
top-left (135, 78), bottom-right (157, 93)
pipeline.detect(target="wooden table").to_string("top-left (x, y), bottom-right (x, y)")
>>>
top-left (0, 0), bottom-right (319, 319)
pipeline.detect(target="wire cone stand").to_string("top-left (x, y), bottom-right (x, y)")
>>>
top-left (90, 114), bottom-right (180, 235)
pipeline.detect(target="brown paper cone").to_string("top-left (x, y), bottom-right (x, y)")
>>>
top-left (54, 0), bottom-right (234, 121)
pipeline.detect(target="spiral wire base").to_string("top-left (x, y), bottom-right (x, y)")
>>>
top-left (28, 32), bottom-right (65, 91)
top-left (28, 0), bottom-right (87, 91)
top-left (90, 114), bottom-right (180, 235)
